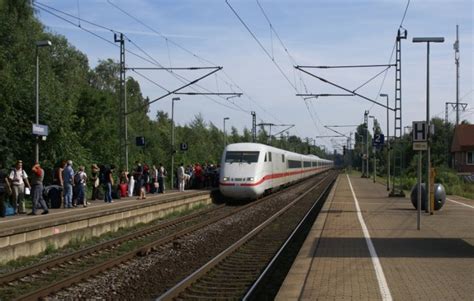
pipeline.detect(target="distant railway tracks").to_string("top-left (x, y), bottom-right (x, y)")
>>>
top-left (0, 171), bottom-right (337, 300)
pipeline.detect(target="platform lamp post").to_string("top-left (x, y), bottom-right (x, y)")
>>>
top-left (171, 97), bottom-right (180, 190)
top-left (413, 37), bottom-right (444, 214)
top-left (223, 117), bottom-right (230, 147)
top-left (35, 40), bottom-right (52, 163)
top-left (369, 115), bottom-right (376, 183)
top-left (380, 93), bottom-right (391, 191)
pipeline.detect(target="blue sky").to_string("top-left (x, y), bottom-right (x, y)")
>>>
top-left (36, 0), bottom-right (473, 152)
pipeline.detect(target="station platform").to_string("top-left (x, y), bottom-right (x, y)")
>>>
top-left (277, 173), bottom-right (474, 300)
top-left (0, 189), bottom-right (215, 263)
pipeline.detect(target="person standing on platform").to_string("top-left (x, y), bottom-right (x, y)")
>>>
top-left (90, 164), bottom-right (100, 201)
top-left (29, 162), bottom-right (49, 215)
top-left (177, 163), bottom-right (185, 192)
top-left (157, 163), bottom-right (166, 193)
top-left (151, 165), bottom-right (158, 194)
top-left (75, 166), bottom-right (88, 207)
top-left (103, 165), bottom-right (115, 203)
top-left (8, 160), bottom-right (31, 214)
top-left (128, 172), bottom-right (135, 197)
top-left (194, 163), bottom-right (203, 189)
top-left (134, 161), bottom-right (146, 200)
top-left (0, 162), bottom-right (12, 217)
top-left (53, 160), bottom-right (65, 206)
top-left (62, 160), bottom-right (74, 208)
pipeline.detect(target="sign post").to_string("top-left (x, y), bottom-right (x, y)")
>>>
top-left (430, 167), bottom-right (436, 215)
top-left (412, 121), bottom-right (427, 230)
top-left (32, 124), bottom-right (49, 136)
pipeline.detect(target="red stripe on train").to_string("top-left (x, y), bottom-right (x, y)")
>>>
top-left (221, 167), bottom-right (327, 187)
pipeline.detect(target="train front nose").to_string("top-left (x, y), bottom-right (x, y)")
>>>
top-left (219, 183), bottom-right (260, 200)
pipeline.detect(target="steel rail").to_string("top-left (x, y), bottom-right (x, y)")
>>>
top-left (243, 176), bottom-right (335, 299)
top-left (157, 173), bottom-right (335, 300)
top-left (10, 173), bottom-right (328, 300)
top-left (0, 202), bottom-right (226, 286)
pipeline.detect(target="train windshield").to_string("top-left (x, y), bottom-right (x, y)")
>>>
top-left (225, 151), bottom-right (260, 164)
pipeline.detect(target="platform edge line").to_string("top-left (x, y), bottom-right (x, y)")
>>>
top-left (346, 174), bottom-right (393, 301)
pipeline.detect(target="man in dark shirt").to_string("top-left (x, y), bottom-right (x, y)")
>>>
top-left (134, 161), bottom-right (145, 199)
top-left (0, 162), bottom-right (12, 217)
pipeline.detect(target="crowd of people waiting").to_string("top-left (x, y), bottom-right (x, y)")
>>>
top-left (0, 159), bottom-right (220, 218)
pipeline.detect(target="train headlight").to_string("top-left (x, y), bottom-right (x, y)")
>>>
top-left (223, 177), bottom-right (230, 181)
top-left (247, 177), bottom-right (254, 181)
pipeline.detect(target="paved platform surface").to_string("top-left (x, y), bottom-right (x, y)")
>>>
top-left (277, 173), bottom-right (474, 300)
top-left (0, 189), bottom-right (208, 235)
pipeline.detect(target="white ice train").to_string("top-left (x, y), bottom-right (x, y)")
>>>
top-left (219, 143), bottom-right (333, 200)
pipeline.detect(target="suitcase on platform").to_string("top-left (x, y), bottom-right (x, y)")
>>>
top-left (3, 201), bottom-right (15, 216)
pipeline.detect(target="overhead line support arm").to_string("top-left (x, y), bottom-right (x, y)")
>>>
top-left (173, 92), bottom-right (243, 96)
top-left (324, 126), bottom-right (349, 139)
top-left (297, 64), bottom-right (396, 69)
top-left (295, 66), bottom-right (395, 112)
top-left (125, 67), bottom-right (220, 70)
top-left (126, 67), bottom-right (222, 115)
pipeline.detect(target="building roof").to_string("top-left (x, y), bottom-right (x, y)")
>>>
top-left (451, 124), bottom-right (474, 152)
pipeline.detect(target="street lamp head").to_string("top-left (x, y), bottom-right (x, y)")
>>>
top-left (172, 97), bottom-right (180, 101)
top-left (36, 40), bottom-right (52, 47)
top-left (412, 37), bottom-right (444, 43)
top-left (224, 117), bottom-right (230, 121)
top-left (380, 93), bottom-right (388, 97)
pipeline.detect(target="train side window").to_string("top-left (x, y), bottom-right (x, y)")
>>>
top-left (269, 152), bottom-right (272, 162)
top-left (264, 153), bottom-right (267, 162)
top-left (282, 154), bottom-right (285, 162)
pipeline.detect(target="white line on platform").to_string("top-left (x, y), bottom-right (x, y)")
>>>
top-left (346, 174), bottom-right (392, 301)
top-left (447, 198), bottom-right (474, 209)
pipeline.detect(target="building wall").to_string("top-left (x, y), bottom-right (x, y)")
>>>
top-left (453, 151), bottom-right (474, 173)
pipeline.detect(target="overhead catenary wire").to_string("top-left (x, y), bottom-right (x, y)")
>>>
top-left (123, 36), bottom-right (251, 113)
top-left (129, 69), bottom-right (249, 113)
top-left (368, 0), bottom-right (410, 112)
top-left (106, 0), bottom-right (281, 124)
top-left (34, 1), bottom-right (251, 115)
top-left (226, 0), bottom-right (298, 92)
top-left (241, 0), bottom-right (332, 143)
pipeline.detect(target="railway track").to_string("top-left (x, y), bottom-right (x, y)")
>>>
top-left (0, 204), bottom-right (228, 300)
top-left (0, 172), bottom-right (333, 300)
top-left (158, 171), bottom-right (337, 300)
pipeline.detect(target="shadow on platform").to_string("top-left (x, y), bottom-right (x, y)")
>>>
top-left (312, 237), bottom-right (474, 258)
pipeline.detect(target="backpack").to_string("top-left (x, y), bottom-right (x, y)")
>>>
top-left (99, 168), bottom-right (108, 184)
top-left (74, 172), bottom-right (82, 185)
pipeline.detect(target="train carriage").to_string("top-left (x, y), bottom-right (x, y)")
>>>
top-left (219, 143), bottom-right (333, 200)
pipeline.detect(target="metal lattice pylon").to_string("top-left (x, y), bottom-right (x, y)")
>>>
top-left (115, 33), bottom-right (128, 172)
top-left (390, 28), bottom-right (407, 197)
top-left (251, 111), bottom-right (256, 142)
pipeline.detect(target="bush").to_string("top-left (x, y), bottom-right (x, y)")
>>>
top-left (435, 167), bottom-right (461, 187)
top-left (401, 176), bottom-right (417, 191)
top-left (447, 184), bottom-right (463, 196)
